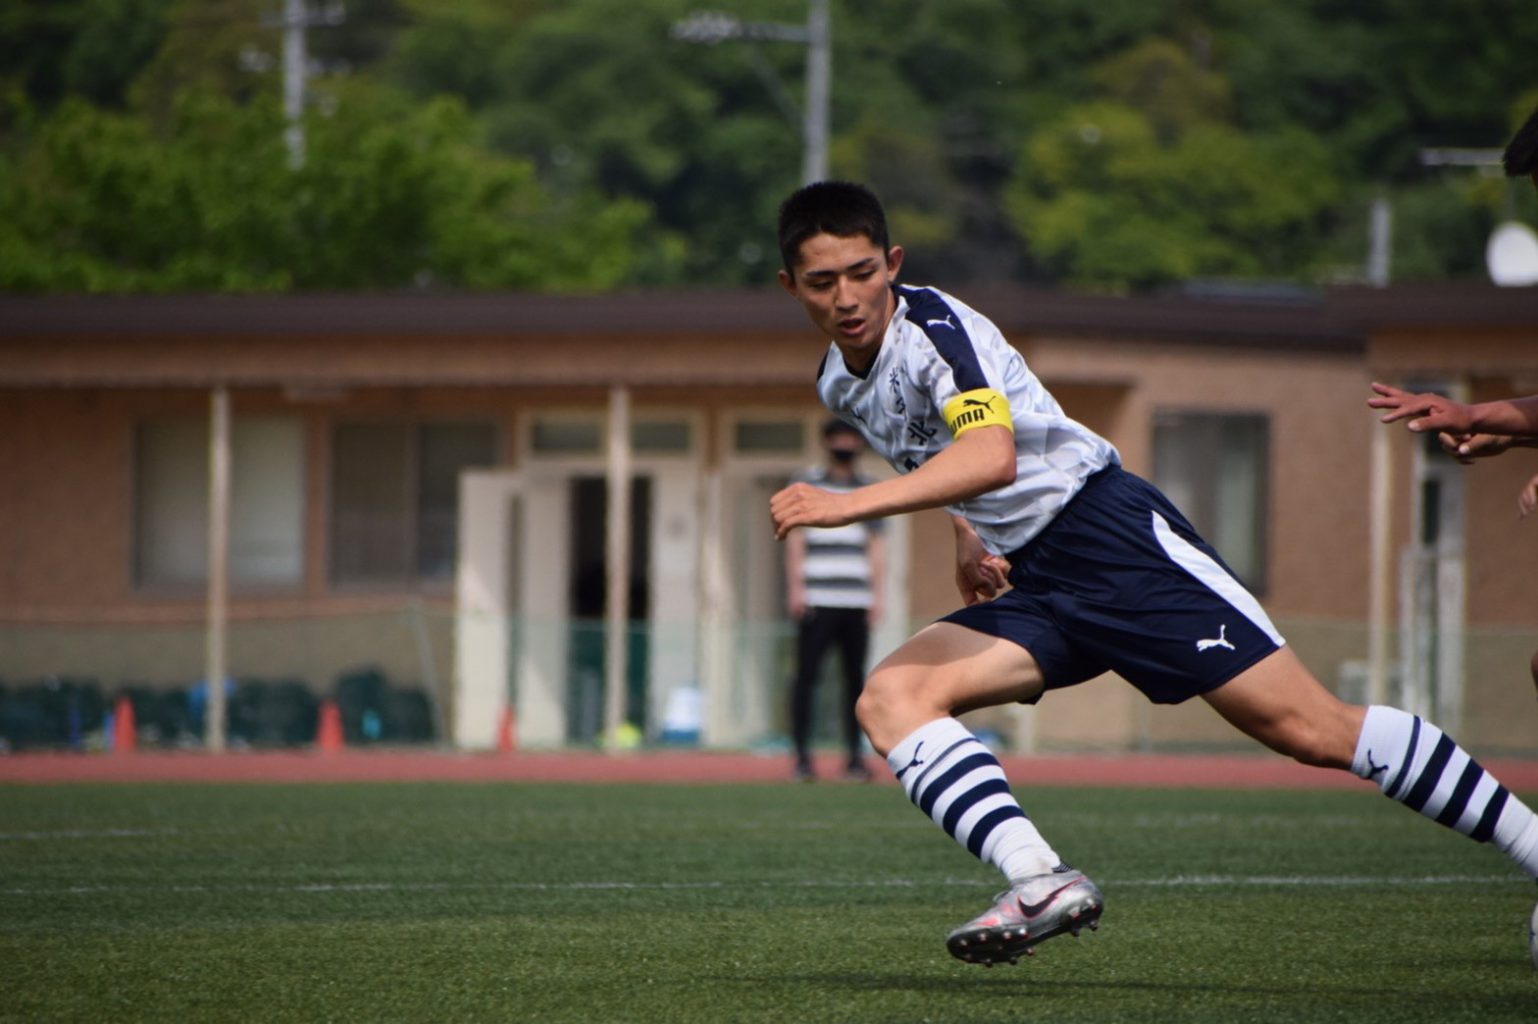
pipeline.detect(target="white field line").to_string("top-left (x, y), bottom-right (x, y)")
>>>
top-left (0, 828), bottom-right (174, 841)
top-left (0, 873), bottom-right (1521, 898)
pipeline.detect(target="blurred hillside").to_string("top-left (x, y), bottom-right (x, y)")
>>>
top-left (2, 0), bottom-right (1535, 293)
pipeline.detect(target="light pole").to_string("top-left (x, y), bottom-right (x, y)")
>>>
top-left (673, 1), bottom-right (830, 184)
top-left (263, 0), bottom-right (346, 168)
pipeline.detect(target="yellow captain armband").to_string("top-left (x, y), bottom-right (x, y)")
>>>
top-left (943, 388), bottom-right (1012, 438)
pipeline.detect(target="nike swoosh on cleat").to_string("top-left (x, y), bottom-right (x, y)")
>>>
top-left (1016, 880), bottom-right (1083, 919)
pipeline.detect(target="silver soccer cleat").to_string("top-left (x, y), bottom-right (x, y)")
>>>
top-left (946, 865), bottom-right (1104, 966)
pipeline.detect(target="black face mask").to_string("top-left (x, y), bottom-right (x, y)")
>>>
top-left (830, 448), bottom-right (858, 464)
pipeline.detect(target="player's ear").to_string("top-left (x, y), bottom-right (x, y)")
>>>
top-left (885, 244), bottom-right (905, 279)
top-left (777, 267), bottom-right (799, 297)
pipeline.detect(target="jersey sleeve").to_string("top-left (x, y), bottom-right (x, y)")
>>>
top-left (903, 294), bottom-right (1014, 440)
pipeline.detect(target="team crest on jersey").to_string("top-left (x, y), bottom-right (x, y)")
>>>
top-left (885, 368), bottom-right (906, 416)
top-left (906, 418), bottom-right (939, 446)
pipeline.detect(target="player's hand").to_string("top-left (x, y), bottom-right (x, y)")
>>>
top-left (1368, 382), bottom-right (1475, 435)
top-left (1520, 474), bottom-right (1538, 519)
top-left (770, 482), bottom-right (853, 540)
top-left (953, 519), bottom-right (1008, 605)
top-left (956, 554), bottom-right (1010, 606)
top-left (1442, 431), bottom-right (1513, 463)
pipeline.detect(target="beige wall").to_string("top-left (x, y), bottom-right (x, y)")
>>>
top-left (5, 322), bottom-right (1536, 754)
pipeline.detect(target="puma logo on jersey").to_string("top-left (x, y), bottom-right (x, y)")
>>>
top-left (1196, 625), bottom-right (1235, 652)
top-left (962, 396), bottom-right (997, 411)
top-left (925, 315), bottom-right (956, 330)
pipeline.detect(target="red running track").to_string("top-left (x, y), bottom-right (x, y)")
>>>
top-left (4, 748), bottom-right (1538, 790)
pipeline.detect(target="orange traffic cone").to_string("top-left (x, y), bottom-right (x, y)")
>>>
top-left (496, 705), bottom-right (517, 754)
top-left (112, 695), bottom-right (137, 755)
top-left (316, 699), bottom-right (344, 754)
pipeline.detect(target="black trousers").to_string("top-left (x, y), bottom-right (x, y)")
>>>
top-left (790, 606), bottom-right (869, 763)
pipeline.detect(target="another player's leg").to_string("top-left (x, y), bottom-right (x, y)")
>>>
top-left (836, 608), bottom-right (871, 779)
top-left (858, 622), bottom-right (1103, 965)
top-left (1204, 647), bottom-right (1538, 878)
top-left (789, 610), bottom-right (832, 781)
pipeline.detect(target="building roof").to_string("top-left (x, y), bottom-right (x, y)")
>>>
top-left (2, 282), bottom-right (1531, 389)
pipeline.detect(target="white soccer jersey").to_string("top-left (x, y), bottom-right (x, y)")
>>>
top-left (815, 284), bottom-right (1121, 556)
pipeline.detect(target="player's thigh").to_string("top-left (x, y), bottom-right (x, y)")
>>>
top-left (860, 623), bottom-right (1044, 732)
top-left (1200, 646), bottom-right (1364, 768)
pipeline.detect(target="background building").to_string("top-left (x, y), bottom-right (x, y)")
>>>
top-left (1, 284), bottom-right (1534, 754)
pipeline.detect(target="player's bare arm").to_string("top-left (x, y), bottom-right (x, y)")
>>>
top-left (1369, 383), bottom-right (1538, 454)
top-left (770, 425), bottom-right (1014, 540)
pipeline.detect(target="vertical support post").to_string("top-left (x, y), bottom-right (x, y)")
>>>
top-left (1367, 194), bottom-right (1393, 288)
top-left (1365, 195), bottom-right (1392, 706)
top-left (205, 386), bottom-right (231, 753)
top-left (604, 386), bottom-right (633, 749)
top-left (282, 0), bottom-right (307, 168)
top-left (1367, 419), bottom-right (1392, 706)
top-left (801, 0), bottom-right (830, 185)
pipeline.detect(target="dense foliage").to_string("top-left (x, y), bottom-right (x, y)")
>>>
top-left (1, 0), bottom-right (1534, 292)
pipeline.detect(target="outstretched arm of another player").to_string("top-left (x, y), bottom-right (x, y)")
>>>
top-left (770, 424), bottom-right (1015, 540)
top-left (1368, 382), bottom-right (1538, 460)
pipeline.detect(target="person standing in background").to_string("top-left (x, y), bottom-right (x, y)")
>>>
top-left (785, 419), bottom-right (887, 781)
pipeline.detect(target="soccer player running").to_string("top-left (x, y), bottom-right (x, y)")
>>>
top-left (770, 181), bottom-right (1538, 967)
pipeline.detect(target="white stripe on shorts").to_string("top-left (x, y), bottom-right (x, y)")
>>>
top-left (1150, 510), bottom-right (1285, 647)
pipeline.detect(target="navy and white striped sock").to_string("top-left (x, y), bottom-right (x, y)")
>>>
top-left (886, 718), bottom-right (1059, 881)
top-left (1352, 705), bottom-right (1538, 876)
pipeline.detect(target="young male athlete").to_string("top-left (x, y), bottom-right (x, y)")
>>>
top-left (770, 180), bottom-right (1538, 967)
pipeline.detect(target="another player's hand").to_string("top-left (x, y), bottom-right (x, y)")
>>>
top-left (1520, 474), bottom-right (1538, 519)
top-left (1442, 432), bottom-right (1513, 463)
top-left (1368, 382), bottom-right (1476, 435)
top-left (770, 482), bottom-right (853, 540)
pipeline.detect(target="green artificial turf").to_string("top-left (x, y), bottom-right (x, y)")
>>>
top-left (2, 781), bottom-right (1534, 1023)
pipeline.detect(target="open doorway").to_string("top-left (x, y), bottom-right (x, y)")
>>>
top-left (567, 475), bottom-right (652, 744)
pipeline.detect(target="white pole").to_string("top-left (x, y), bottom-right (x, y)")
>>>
top-left (282, 0), bottom-right (307, 168)
top-left (801, 0), bottom-right (830, 185)
top-left (1367, 195), bottom-right (1392, 288)
top-left (604, 386), bottom-right (633, 750)
top-left (205, 387), bottom-right (231, 752)
top-left (1366, 420), bottom-right (1392, 706)
top-left (1365, 193), bottom-right (1392, 706)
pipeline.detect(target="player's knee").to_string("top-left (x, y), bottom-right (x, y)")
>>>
top-left (853, 672), bottom-right (898, 735)
top-left (854, 666), bottom-right (930, 752)
top-left (1272, 717), bottom-right (1353, 770)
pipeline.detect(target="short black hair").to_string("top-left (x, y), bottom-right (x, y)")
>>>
top-left (777, 181), bottom-right (890, 274)
top-left (1503, 105), bottom-right (1538, 177)
top-left (822, 417), bottom-right (863, 441)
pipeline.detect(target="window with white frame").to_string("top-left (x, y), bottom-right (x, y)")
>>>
top-left (330, 421), bottom-right (497, 585)
top-left (134, 417), bottom-right (306, 587)
top-left (1152, 411), bottom-right (1269, 593)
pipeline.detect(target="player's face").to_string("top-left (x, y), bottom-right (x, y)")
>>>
top-left (778, 232), bottom-right (904, 373)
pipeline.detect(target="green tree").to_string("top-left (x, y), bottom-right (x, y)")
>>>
top-left (0, 87), bottom-right (646, 292)
top-left (0, 0), bottom-right (169, 110)
top-left (1006, 48), bottom-right (1341, 290)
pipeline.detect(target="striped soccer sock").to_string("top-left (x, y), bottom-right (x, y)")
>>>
top-left (1352, 705), bottom-right (1538, 877)
top-left (886, 718), bottom-right (1060, 882)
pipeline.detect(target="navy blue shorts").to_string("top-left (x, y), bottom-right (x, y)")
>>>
top-left (942, 467), bottom-right (1284, 705)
